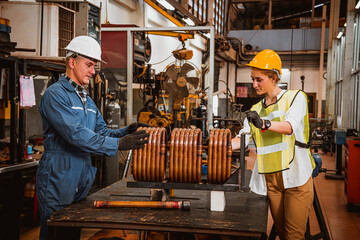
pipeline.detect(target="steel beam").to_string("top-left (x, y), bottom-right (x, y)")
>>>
top-left (317, 5), bottom-right (326, 119)
top-left (165, 0), bottom-right (202, 25)
top-left (144, 0), bottom-right (184, 27)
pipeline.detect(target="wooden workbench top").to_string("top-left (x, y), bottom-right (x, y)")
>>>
top-left (48, 180), bottom-right (268, 238)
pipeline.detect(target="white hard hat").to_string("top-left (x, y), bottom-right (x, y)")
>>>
top-left (65, 36), bottom-right (106, 64)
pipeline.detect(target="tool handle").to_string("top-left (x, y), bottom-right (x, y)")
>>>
top-left (94, 200), bottom-right (190, 210)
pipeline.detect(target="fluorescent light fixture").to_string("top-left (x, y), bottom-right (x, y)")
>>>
top-left (157, 0), bottom-right (175, 11)
top-left (183, 18), bottom-right (195, 26)
top-left (337, 31), bottom-right (343, 39)
top-left (356, 1), bottom-right (360, 9)
top-left (314, 3), bottom-right (324, 8)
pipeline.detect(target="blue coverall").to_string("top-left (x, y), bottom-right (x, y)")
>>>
top-left (36, 75), bottom-right (128, 239)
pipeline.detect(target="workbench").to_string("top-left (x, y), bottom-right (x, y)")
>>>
top-left (48, 180), bottom-right (269, 239)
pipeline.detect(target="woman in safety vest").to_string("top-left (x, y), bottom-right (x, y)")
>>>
top-left (232, 49), bottom-right (315, 240)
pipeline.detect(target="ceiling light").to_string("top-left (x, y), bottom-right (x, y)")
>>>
top-left (183, 18), bottom-right (195, 26)
top-left (356, 1), bottom-right (360, 9)
top-left (314, 3), bottom-right (324, 8)
top-left (157, 0), bottom-right (175, 11)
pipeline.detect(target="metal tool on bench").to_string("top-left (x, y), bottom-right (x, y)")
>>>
top-left (93, 200), bottom-right (190, 210)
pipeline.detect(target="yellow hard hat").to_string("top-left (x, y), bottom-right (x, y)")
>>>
top-left (246, 49), bottom-right (282, 75)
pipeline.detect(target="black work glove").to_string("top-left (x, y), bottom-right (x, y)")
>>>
top-left (245, 110), bottom-right (263, 129)
top-left (118, 130), bottom-right (149, 150)
top-left (127, 122), bottom-right (151, 134)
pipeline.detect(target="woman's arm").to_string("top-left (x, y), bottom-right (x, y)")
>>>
top-left (264, 120), bottom-right (293, 135)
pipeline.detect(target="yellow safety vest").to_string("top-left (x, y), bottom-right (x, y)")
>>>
top-left (250, 90), bottom-right (315, 173)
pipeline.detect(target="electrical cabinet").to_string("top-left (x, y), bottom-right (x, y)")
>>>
top-left (344, 137), bottom-right (360, 212)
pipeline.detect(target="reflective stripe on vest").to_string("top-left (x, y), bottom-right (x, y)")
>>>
top-left (250, 90), bottom-right (314, 173)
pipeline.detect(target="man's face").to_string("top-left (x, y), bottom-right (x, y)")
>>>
top-left (70, 56), bottom-right (97, 86)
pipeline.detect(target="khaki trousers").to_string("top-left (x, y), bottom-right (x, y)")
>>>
top-left (265, 172), bottom-right (314, 240)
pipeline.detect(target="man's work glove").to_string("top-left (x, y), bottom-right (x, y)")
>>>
top-left (245, 110), bottom-right (263, 129)
top-left (127, 122), bottom-right (151, 134)
top-left (118, 130), bottom-right (149, 150)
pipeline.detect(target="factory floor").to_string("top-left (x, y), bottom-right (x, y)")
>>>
top-left (20, 148), bottom-right (360, 240)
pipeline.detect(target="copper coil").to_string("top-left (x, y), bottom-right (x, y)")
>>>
top-left (207, 129), bottom-right (214, 183)
top-left (178, 129), bottom-right (185, 182)
top-left (169, 128), bottom-right (202, 183)
top-left (187, 129), bottom-right (194, 183)
top-left (132, 127), bottom-right (166, 182)
top-left (159, 128), bottom-right (166, 181)
top-left (226, 129), bottom-right (232, 181)
top-left (218, 129), bottom-right (224, 183)
top-left (207, 129), bottom-right (232, 184)
top-left (169, 128), bottom-right (176, 182)
top-left (174, 128), bottom-right (180, 182)
top-left (195, 129), bottom-right (202, 183)
top-left (182, 129), bottom-right (189, 182)
top-left (150, 128), bottom-right (158, 181)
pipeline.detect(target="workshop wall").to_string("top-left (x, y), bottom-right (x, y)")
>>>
top-left (95, 0), bottom-right (144, 27)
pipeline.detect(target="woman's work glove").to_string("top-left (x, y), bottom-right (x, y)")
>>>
top-left (118, 130), bottom-right (149, 150)
top-left (127, 122), bottom-right (151, 134)
top-left (245, 110), bottom-right (263, 129)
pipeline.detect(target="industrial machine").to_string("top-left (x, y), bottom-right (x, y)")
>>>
top-left (136, 36), bottom-right (203, 130)
top-left (98, 27), bottom-right (245, 193)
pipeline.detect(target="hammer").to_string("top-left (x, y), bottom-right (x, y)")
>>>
top-left (94, 200), bottom-right (190, 211)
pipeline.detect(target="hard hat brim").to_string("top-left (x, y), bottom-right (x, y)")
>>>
top-left (246, 63), bottom-right (282, 75)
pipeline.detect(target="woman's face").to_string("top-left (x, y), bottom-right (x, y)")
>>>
top-left (251, 68), bottom-right (277, 95)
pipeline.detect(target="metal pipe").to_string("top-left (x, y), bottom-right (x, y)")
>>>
top-left (226, 62), bottom-right (229, 117)
top-left (10, 60), bottom-right (18, 163)
top-left (207, 26), bottom-right (215, 132)
top-left (268, 0), bottom-right (272, 29)
top-left (102, 26), bottom-right (216, 33)
top-left (240, 133), bottom-right (248, 191)
top-left (317, 5), bottom-right (326, 119)
top-left (94, 200), bottom-right (190, 210)
top-left (311, 0), bottom-right (315, 28)
top-left (127, 30), bottom-right (133, 125)
top-left (40, 0), bottom-right (44, 56)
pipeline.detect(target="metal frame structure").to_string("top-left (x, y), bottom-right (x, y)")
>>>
top-left (102, 26), bottom-right (215, 132)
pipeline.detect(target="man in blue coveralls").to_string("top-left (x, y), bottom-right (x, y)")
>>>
top-left (36, 36), bottom-right (149, 240)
